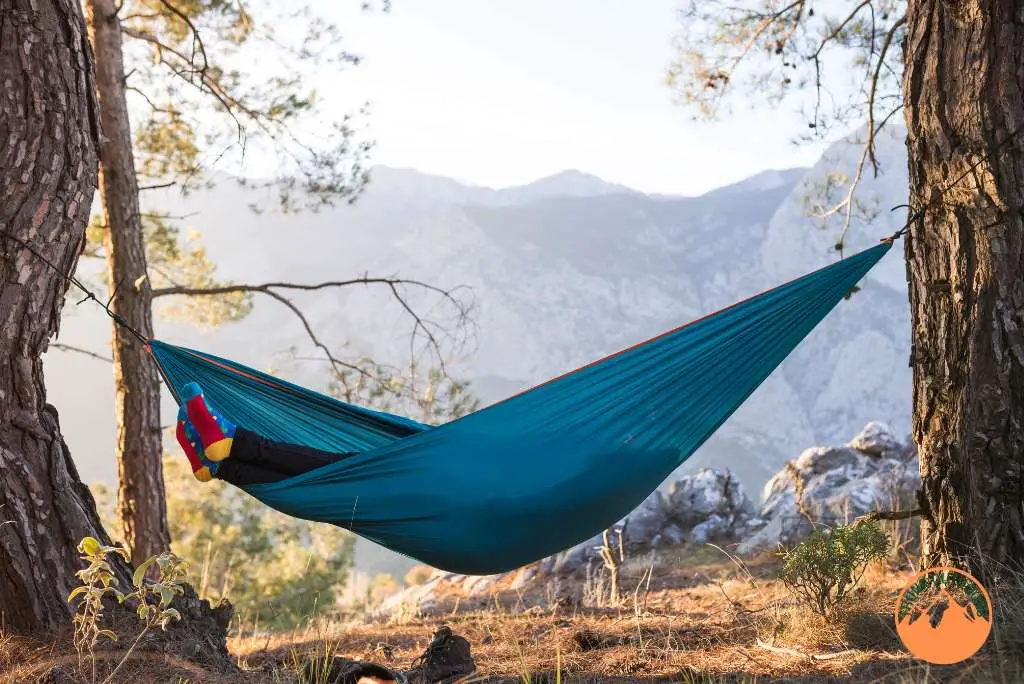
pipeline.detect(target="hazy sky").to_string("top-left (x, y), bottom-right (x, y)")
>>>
top-left (299, 0), bottom-right (836, 196)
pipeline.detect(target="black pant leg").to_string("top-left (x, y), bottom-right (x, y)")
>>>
top-left (216, 460), bottom-right (290, 486)
top-left (231, 427), bottom-right (350, 477)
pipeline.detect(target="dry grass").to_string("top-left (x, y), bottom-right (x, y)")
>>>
top-left (230, 551), bottom-right (913, 683)
top-left (4, 548), bottom-right (1023, 683)
top-left (0, 630), bottom-right (215, 683)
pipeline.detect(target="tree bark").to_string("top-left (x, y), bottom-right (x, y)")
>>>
top-left (903, 1), bottom-right (1024, 571)
top-left (0, 0), bottom-right (128, 633)
top-left (0, 2), bottom-right (233, 664)
top-left (85, 0), bottom-right (170, 565)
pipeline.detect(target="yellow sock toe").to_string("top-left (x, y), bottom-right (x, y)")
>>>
top-left (194, 466), bottom-right (213, 482)
top-left (205, 437), bottom-right (233, 462)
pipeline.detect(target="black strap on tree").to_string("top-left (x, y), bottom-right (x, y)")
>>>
top-left (0, 232), bottom-right (150, 345)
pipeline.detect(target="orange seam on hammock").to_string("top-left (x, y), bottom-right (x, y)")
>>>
top-left (176, 348), bottom-right (302, 396)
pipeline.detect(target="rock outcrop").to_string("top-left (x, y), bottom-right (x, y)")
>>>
top-left (550, 468), bottom-right (757, 575)
top-left (737, 422), bottom-right (919, 554)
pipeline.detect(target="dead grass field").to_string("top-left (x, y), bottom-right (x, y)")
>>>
top-left (4, 549), bottom-right (1022, 683)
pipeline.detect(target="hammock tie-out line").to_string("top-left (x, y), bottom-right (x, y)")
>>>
top-left (148, 242), bottom-right (892, 574)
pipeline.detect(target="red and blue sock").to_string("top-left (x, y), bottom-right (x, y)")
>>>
top-left (175, 406), bottom-right (218, 482)
top-left (182, 382), bottom-right (236, 462)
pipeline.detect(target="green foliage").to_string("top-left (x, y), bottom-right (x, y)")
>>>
top-left (92, 457), bottom-right (355, 631)
top-left (68, 537), bottom-right (187, 683)
top-left (777, 520), bottom-right (889, 619)
top-left (69, 538), bottom-right (129, 659)
top-left (162, 456), bottom-right (355, 630)
top-left (404, 565), bottom-right (433, 587)
top-left (367, 573), bottom-right (401, 603)
top-left (412, 367), bottom-right (480, 424)
top-left (85, 210), bottom-right (253, 328)
top-left (328, 361), bottom-right (480, 426)
top-left (84, 0), bottom-right (385, 333)
top-left (143, 213), bottom-right (254, 326)
top-left (665, 1), bottom-right (909, 250)
top-left (119, 0), bottom-right (375, 211)
top-left (666, 0), bottom-right (906, 135)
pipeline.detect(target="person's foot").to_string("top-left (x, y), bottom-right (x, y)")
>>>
top-left (175, 407), bottom-right (218, 482)
top-left (182, 382), bottom-right (236, 462)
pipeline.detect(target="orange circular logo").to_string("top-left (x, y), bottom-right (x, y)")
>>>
top-left (894, 566), bottom-right (992, 664)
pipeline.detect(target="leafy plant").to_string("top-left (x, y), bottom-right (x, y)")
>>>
top-left (93, 456), bottom-right (354, 632)
top-left (777, 521), bottom-right (889, 619)
top-left (68, 537), bottom-right (187, 683)
top-left (404, 565), bottom-right (434, 587)
top-left (69, 537), bottom-right (126, 669)
top-left (163, 456), bottom-right (355, 630)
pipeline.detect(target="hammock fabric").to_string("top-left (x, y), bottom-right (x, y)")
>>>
top-left (150, 242), bottom-right (892, 575)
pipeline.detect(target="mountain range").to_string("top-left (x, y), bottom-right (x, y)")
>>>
top-left (45, 125), bottom-right (913, 574)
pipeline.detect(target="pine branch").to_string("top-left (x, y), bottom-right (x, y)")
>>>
top-left (120, 4), bottom-right (372, 213)
top-left (706, 0), bottom-right (807, 115)
top-left (138, 181), bottom-right (176, 191)
top-left (50, 344), bottom-right (113, 363)
top-left (831, 13), bottom-right (907, 252)
top-left (865, 14), bottom-right (907, 175)
top-left (120, 27), bottom-right (247, 137)
top-left (151, 276), bottom-right (475, 379)
top-left (809, 0), bottom-right (873, 128)
top-left (125, 86), bottom-right (172, 114)
top-left (855, 508), bottom-right (924, 524)
top-left (155, 0), bottom-right (210, 79)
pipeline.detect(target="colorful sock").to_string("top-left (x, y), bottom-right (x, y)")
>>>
top-left (182, 382), bottom-right (236, 462)
top-left (175, 406), bottom-right (218, 482)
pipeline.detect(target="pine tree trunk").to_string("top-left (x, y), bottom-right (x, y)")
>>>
top-left (85, 0), bottom-right (170, 565)
top-left (0, 2), bottom-right (234, 663)
top-left (0, 0), bottom-right (129, 633)
top-left (903, 1), bottom-right (1024, 570)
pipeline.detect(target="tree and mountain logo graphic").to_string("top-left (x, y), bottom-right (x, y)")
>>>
top-left (895, 567), bottom-right (992, 664)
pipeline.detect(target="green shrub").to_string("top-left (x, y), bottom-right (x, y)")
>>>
top-left (69, 537), bottom-right (187, 683)
top-left (92, 457), bottom-right (355, 631)
top-left (404, 565), bottom-right (434, 587)
top-left (165, 456), bottom-right (355, 630)
top-left (778, 521), bottom-right (889, 619)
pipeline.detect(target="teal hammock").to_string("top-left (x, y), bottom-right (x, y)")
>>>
top-left (150, 242), bottom-right (892, 575)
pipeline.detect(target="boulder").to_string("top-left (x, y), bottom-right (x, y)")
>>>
top-left (738, 423), bottom-right (919, 554)
top-left (548, 467), bottom-right (757, 575)
top-left (375, 575), bottom-right (447, 618)
top-left (656, 523), bottom-right (686, 547)
top-left (791, 445), bottom-right (861, 475)
top-left (849, 421), bottom-right (904, 457)
top-left (620, 491), bottom-right (668, 547)
top-left (461, 574), bottom-right (501, 596)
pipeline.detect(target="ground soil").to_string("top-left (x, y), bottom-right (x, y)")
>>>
top-left (3, 550), bottom-right (1020, 683)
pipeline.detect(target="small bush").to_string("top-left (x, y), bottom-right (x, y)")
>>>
top-left (404, 565), bottom-right (434, 587)
top-left (94, 457), bottom-right (356, 631)
top-left (68, 537), bottom-right (188, 683)
top-left (368, 573), bottom-right (401, 604)
top-left (778, 520), bottom-right (889, 619)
